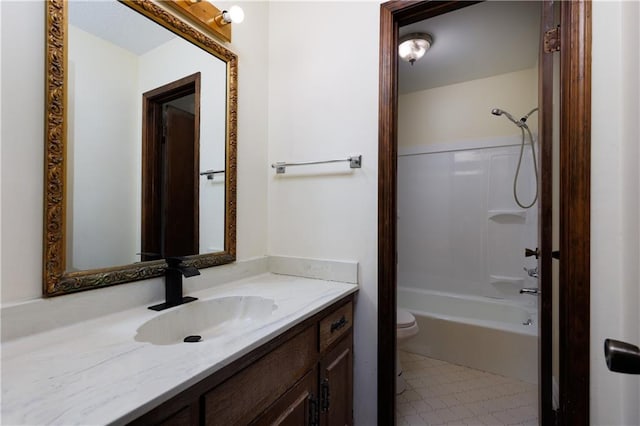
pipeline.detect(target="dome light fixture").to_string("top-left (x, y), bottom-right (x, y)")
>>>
top-left (398, 33), bottom-right (433, 66)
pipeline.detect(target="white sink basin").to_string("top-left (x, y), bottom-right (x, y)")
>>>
top-left (135, 296), bottom-right (278, 345)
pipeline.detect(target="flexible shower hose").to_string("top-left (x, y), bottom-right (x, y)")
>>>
top-left (513, 124), bottom-right (538, 209)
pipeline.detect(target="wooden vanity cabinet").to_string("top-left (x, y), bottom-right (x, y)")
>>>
top-left (250, 367), bottom-right (318, 426)
top-left (317, 300), bottom-right (354, 426)
top-left (319, 334), bottom-right (353, 426)
top-left (129, 295), bottom-right (354, 426)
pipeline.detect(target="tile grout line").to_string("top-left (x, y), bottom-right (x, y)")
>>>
top-left (395, 351), bottom-right (538, 426)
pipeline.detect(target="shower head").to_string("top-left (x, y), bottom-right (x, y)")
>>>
top-left (491, 107), bottom-right (539, 128)
top-left (491, 108), bottom-right (520, 126)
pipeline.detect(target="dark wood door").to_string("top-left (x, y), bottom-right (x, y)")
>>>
top-left (162, 105), bottom-right (198, 257)
top-left (251, 368), bottom-right (318, 426)
top-left (320, 333), bottom-right (353, 426)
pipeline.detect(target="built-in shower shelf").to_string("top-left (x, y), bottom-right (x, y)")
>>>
top-left (488, 209), bottom-right (527, 221)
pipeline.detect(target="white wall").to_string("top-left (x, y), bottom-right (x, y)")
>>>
top-left (399, 68), bottom-right (538, 148)
top-left (266, 2), bottom-right (379, 424)
top-left (0, 0), bottom-right (269, 302)
top-left (1, 0), bottom-right (45, 302)
top-left (67, 25), bottom-right (139, 270)
top-left (220, 1), bottom-right (269, 262)
top-left (591, 1), bottom-right (640, 424)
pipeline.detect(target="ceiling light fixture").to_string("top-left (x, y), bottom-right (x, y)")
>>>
top-left (398, 33), bottom-right (433, 66)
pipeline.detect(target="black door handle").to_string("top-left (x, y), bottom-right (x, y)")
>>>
top-left (604, 339), bottom-right (640, 374)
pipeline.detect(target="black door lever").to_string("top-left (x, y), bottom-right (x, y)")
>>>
top-left (604, 339), bottom-right (640, 374)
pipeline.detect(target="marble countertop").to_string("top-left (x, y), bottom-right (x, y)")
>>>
top-left (1, 273), bottom-right (358, 425)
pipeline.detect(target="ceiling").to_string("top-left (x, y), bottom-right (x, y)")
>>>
top-left (399, 1), bottom-right (541, 94)
top-left (69, 1), bottom-right (176, 56)
top-left (68, 1), bottom-right (540, 91)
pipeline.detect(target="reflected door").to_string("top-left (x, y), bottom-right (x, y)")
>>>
top-left (162, 104), bottom-right (198, 257)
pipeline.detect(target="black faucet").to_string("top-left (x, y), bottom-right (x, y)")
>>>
top-left (148, 257), bottom-right (200, 311)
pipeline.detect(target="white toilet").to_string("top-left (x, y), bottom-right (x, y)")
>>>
top-left (396, 308), bottom-right (419, 394)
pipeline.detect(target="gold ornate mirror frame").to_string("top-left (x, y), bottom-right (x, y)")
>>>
top-left (44, 0), bottom-right (237, 296)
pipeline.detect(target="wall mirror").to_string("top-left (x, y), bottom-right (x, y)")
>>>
top-left (44, 0), bottom-right (237, 296)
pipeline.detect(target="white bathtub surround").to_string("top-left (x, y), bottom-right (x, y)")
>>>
top-left (1, 273), bottom-right (358, 425)
top-left (398, 287), bottom-right (537, 384)
top-left (397, 138), bottom-right (538, 302)
top-left (268, 255), bottom-right (358, 284)
top-left (1, 255), bottom-right (358, 342)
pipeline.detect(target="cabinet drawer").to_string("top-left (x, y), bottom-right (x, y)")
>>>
top-left (203, 326), bottom-right (317, 425)
top-left (319, 301), bottom-right (353, 352)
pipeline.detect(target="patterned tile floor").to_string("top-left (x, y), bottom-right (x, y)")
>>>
top-left (396, 351), bottom-right (538, 426)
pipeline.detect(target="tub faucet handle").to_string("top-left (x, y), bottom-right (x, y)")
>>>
top-left (523, 266), bottom-right (538, 278)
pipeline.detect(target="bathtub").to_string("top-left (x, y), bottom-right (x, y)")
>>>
top-left (398, 287), bottom-right (538, 384)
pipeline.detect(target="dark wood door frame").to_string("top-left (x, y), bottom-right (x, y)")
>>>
top-left (378, 1), bottom-right (591, 425)
top-left (538, 1), bottom-right (555, 423)
top-left (142, 72), bottom-right (201, 260)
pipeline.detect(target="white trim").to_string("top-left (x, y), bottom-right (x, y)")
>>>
top-left (398, 134), bottom-right (537, 157)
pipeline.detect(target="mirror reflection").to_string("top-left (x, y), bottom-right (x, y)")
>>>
top-left (43, 0), bottom-right (237, 296)
top-left (66, 1), bottom-right (227, 271)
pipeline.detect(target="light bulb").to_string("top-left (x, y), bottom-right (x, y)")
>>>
top-left (222, 5), bottom-right (244, 24)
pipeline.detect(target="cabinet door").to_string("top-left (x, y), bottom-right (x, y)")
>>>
top-left (155, 404), bottom-right (199, 426)
top-left (251, 368), bottom-right (318, 426)
top-left (203, 327), bottom-right (317, 425)
top-left (127, 397), bottom-right (199, 426)
top-left (320, 332), bottom-right (353, 426)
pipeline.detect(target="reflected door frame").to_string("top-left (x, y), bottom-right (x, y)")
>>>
top-left (377, 1), bottom-right (591, 425)
top-left (141, 72), bottom-right (201, 260)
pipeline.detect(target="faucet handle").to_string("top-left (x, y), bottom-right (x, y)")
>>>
top-left (137, 252), bottom-right (163, 261)
top-left (165, 256), bottom-right (200, 277)
top-left (525, 247), bottom-right (540, 259)
top-left (165, 256), bottom-right (186, 266)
